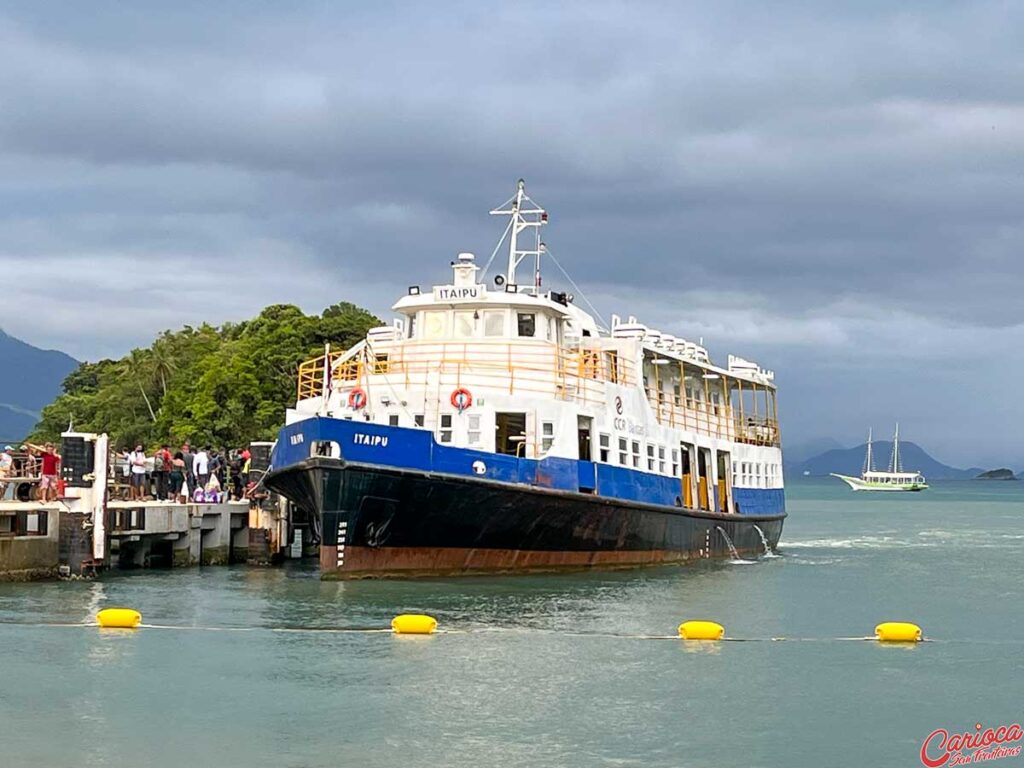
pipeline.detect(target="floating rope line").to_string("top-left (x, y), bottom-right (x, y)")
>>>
top-left (0, 619), bottom-right (946, 642)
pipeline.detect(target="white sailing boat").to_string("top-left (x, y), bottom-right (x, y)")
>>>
top-left (831, 424), bottom-right (928, 492)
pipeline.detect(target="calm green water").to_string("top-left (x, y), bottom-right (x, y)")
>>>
top-left (1, 478), bottom-right (1022, 767)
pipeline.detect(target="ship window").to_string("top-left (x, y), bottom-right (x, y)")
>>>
top-left (599, 434), bottom-right (610, 462)
top-left (439, 414), bottom-right (453, 443)
top-left (408, 315), bottom-right (417, 338)
top-left (423, 310), bottom-right (449, 340)
top-left (468, 414), bottom-right (482, 445)
top-left (517, 313), bottom-right (536, 337)
top-left (606, 351), bottom-right (620, 383)
top-left (541, 421), bottom-right (554, 453)
top-left (631, 441), bottom-right (641, 468)
top-left (311, 440), bottom-right (341, 459)
top-left (671, 449), bottom-right (679, 476)
top-left (618, 437), bottom-right (628, 465)
top-left (646, 444), bottom-right (655, 471)
top-left (484, 310), bottom-right (505, 337)
top-left (373, 353), bottom-right (390, 373)
top-left (658, 446), bottom-right (666, 474)
top-left (388, 415), bottom-right (399, 427)
top-left (414, 414), bottom-right (425, 427)
top-left (454, 310), bottom-right (475, 338)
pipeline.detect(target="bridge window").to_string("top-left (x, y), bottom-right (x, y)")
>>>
top-left (454, 310), bottom-right (475, 338)
top-left (423, 310), bottom-right (448, 340)
top-left (484, 310), bottom-right (505, 337)
top-left (517, 313), bottom-right (536, 337)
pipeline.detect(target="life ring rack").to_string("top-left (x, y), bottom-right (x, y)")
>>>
top-left (450, 387), bottom-right (473, 411)
top-left (348, 387), bottom-right (368, 410)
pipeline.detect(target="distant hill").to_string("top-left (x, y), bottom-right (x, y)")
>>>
top-left (784, 437), bottom-right (845, 465)
top-left (975, 468), bottom-right (1017, 480)
top-left (0, 330), bottom-right (78, 442)
top-left (790, 441), bottom-right (983, 480)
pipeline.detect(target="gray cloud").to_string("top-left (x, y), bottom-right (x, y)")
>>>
top-left (1, 1), bottom-right (1023, 464)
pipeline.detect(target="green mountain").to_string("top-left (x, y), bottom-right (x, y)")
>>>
top-left (0, 330), bottom-right (79, 443)
top-left (30, 302), bottom-right (379, 450)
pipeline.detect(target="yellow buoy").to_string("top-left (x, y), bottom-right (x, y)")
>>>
top-left (678, 620), bottom-right (725, 641)
top-left (96, 608), bottom-right (142, 629)
top-left (875, 622), bottom-right (922, 643)
top-left (391, 614), bottom-right (438, 635)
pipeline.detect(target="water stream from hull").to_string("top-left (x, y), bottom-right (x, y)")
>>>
top-left (752, 524), bottom-right (781, 558)
top-left (716, 526), bottom-right (755, 564)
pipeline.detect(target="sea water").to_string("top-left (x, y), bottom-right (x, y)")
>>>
top-left (0, 477), bottom-right (1022, 767)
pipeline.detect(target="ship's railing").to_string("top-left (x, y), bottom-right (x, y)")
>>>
top-left (296, 341), bottom-right (638, 404)
top-left (644, 388), bottom-right (781, 446)
top-left (644, 388), bottom-right (734, 441)
top-left (733, 415), bottom-right (780, 447)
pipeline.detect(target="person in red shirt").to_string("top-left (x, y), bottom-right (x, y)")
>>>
top-left (27, 442), bottom-right (61, 502)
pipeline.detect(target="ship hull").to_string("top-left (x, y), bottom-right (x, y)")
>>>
top-left (266, 457), bottom-right (786, 579)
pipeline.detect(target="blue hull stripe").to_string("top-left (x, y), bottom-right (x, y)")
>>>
top-left (272, 417), bottom-right (785, 516)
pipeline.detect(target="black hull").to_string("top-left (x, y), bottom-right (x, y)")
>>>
top-left (266, 457), bottom-right (786, 579)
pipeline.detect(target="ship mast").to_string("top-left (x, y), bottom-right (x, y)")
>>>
top-left (490, 179), bottom-right (548, 292)
top-left (863, 428), bottom-right (874, 475)
top-left (889, 423), bottom-right (901, 473)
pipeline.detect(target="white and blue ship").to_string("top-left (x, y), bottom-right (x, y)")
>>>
top-left (266, 181), bottom-right (786, 578)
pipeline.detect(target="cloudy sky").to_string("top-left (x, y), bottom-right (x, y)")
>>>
top-left (2, 1), bottom-right (1022, 466)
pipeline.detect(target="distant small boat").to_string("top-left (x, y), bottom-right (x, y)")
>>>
top-left (831, 424), bottom-right (928, 492)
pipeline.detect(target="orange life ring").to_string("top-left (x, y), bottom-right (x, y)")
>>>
top-left (451, 387), bottom-right (473, 411)
top-left (348, 387), bottom-right (368, 410)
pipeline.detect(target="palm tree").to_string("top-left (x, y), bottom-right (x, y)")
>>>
top-left (150, 339), bottom-right (176, 399)
top-left (119, 349), bottom-right (157, 422)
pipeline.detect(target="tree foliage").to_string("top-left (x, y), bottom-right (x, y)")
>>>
top-left (30, 302), bottom-right (380, 450)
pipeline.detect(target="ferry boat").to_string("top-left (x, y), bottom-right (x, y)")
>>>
top-left (265, 181), bottom-right (786, 578)
top-left (831, 425), bottom-right (928, 492)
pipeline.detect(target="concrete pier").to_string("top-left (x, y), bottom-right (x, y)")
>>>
top-left (0, 431), bottom-right (299, 581)
top-left (108, 501), bottom-right (251, 569)
top-left (0, 503), bottom-right (61, 580)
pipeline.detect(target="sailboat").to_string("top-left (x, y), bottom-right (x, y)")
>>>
top-left (831, 425), bottom-right (928, 492)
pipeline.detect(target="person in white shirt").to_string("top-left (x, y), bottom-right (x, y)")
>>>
top-left (0, 446), bottom-right (13, 500)
top-left (128, 445), bottom-right (148, 501)
top-left (193, 447), bottom-right (210, 489)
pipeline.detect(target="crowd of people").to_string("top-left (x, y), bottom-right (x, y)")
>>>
top-left (118, 442), bottom-right (255, 503)
top-left (0, 440), bottom-right (256, 504)
top-left (0, 442), bottom-right (62, 501)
